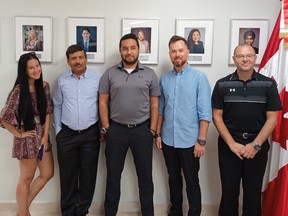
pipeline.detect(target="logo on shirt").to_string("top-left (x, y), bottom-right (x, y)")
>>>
top-left (229, 88), bottom-right (236, 92)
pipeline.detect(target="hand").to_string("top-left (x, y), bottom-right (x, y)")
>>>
top-left (194, 143), bottom-right (205, 158)
top-left (99, 133), bottom-right (106, 142)
top-left (155, 137), bottom-right (162, 150)
top-left (228, 142), bottom-right (245, 159)
top-left (40, 137), bottom-right (49, 152)
top-left (20, 130), bottom-right (36, 138)
top-left (242, 143), bottom-right (257, 159)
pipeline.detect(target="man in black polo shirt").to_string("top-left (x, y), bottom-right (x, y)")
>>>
top-left (212, 43), bottom-right (282, 216)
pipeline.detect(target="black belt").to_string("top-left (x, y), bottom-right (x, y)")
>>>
top-left (111, 119), bottom-right (149, 128)
top-left (230, 130), bottom-right (258, 140)
top-left (62, 122), bottom-right (97, 134)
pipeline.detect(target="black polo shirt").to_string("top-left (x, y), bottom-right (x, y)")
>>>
top-left (212, 70), bottom-right (282, 133)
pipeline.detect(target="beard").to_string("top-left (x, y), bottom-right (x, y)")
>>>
top-left (172, 58), bottom-right (186, 68)
top-left (121, 54), bottom-right (138, 66)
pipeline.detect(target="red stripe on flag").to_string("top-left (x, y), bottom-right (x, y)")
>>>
top-left (284, 0), bottom-right (288, 26)
top-left (259, 4), bottom-right (288, 215)
top-left (273, 88), bottom-right (288, 150)
top-left (258, 12), bottom-right (281, 71)
top-left (262, 164), bottom-right (288, 216)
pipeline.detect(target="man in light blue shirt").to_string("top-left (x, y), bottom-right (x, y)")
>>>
top-left (156, 35), bottom-right (211, 216)
top-left (53, 44), bottom-right (101, 216)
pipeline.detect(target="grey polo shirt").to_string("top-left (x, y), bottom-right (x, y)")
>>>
top-left (99, 61), bottom-right (160, 125)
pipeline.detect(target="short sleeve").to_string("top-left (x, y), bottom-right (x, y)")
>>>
top-left (211, 81), bottom-right (224, 109)
top-left (150, 71), bottom-right (161, 96)
top-left (266, 80), bottom-right (282, 111)
top-left (44, 83), bottom-right (53, 114)
top-left (0, 88), bottom-right (20, 128)
top-left (99, 71), bottom-right (110, 94)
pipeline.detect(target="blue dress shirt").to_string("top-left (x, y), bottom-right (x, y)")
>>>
top-left (53, 67), bottom-right (102, 134)
top-left (159, 64), bottom-right (212, 148)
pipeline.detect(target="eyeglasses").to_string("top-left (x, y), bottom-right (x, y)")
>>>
top-left (234, 54), bottom-right (256, 60)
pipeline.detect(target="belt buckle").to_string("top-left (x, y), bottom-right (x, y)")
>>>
top-left (242, 132), bottom-right (249, 139)
top-left (127, 124), bottom-right (136, 128)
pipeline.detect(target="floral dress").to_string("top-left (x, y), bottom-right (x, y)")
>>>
top-left (0, 84), bottom-right (53, 160)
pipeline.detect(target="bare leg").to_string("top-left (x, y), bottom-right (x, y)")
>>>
top-left (27, 151), bottom-right (54, 207)
top-left (16, 159), bottom-right (37, 216)
top-left (16, 151), bottom-right (54, 216)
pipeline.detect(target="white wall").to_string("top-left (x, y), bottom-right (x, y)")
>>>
top-left (0, 0), bottom-right (281, 210)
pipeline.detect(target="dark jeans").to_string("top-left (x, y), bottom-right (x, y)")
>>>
top-left (162, 143), bottom-right (201, 216)
top-left (218, 135), bottom-right (270, 216)
top-left (104, 120), bottom-right (154, 216)
top-left (56, 123), bottom-right (100, 216)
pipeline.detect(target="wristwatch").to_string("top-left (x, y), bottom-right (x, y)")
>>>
top-left (253, 143), bottom-right (262, 151)
top-left (197, 139), bottom-right (206, 146)
top-left (101, 127), bottom-right (109, 134)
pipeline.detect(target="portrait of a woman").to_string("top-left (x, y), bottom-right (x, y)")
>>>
top-left (187, 28), bottom-right (204, 54)
top-left (24, 30), bottom-right (43, 51)
top-left (137, 29), bottom-right (150, 53)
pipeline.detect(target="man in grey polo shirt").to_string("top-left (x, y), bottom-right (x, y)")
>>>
top-left (99, 33), bottom-right (160, 216)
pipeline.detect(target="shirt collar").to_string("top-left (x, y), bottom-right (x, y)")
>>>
top-left (116, 61), bottom-right (144, 73)
top-left (173, 63), bottom-right (190, 76)
top-left (229, 69), bottom-right (258, 81)
top-left (68, 67), bottom-right (88, 78)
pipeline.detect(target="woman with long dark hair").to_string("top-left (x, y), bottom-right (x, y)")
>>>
top-left (0, 52), bottom-right (53, 216)
top-left (187, 28), bottom-right (205, 54)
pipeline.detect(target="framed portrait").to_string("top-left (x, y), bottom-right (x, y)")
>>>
top-left (229, 19), bottom-right (269, 65)
top-left (122, 18), bottom-right (159, 64)
top-left (15, 16), bottom-right (52, 62)
top-left (68, 17), bottom-right (105, 63)
top-left (176, 19), bottom-right (214, 65)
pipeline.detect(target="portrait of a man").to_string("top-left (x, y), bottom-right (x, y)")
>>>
top-left (76, 26), bottom-right (97, 52)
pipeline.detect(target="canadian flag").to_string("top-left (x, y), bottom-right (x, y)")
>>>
top-left (259, 1), bottom-right (288, 215)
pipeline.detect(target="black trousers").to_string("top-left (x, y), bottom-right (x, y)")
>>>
top-left (104, 120), bottom-right (154, 216)
top-left (218, 135), bottom-right (270, 216)
top-left (56, 123), bottom-right (100, 216)
top-left (162, 143), bottom-right (201, 216)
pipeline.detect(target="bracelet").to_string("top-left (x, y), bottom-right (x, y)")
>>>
top-left (154, 133), bottom-right (161, 138)
top-left (150, 128), bottom-right (156, 134)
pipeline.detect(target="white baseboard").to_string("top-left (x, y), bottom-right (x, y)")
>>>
top-left (0, 202), bottom-right (218, 215)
